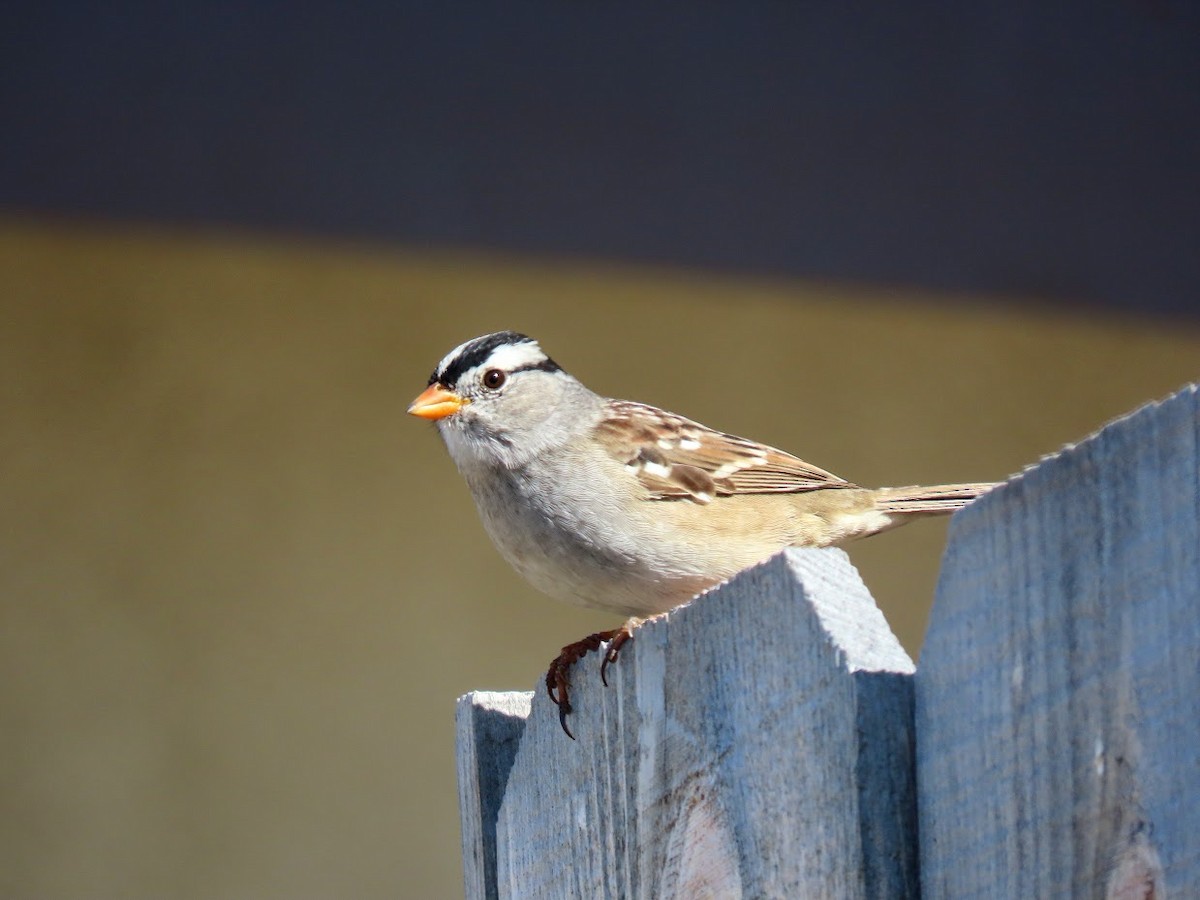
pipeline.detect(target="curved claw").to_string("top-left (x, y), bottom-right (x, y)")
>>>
top-left (548, 667), bottom-right (575, 739)
top-left (599, 627), bottom-right (634, 687)
top-left (558, 702), bottom-right (576, 740)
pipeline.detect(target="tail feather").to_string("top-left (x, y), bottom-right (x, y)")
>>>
top-left (873, 482), bottom-right (997, 515)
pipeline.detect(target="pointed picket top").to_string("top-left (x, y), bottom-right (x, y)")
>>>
top-left (488, 547), bottom-right (917, 900)
top-left (918, 383), bottom-right (1200, 898)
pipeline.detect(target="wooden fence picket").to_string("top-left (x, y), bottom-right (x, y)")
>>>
top-left (918, 384), bottom-right (1199, 898)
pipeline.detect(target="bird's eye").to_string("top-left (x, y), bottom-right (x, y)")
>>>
top-left (483, 368), bottom-right (506, 389)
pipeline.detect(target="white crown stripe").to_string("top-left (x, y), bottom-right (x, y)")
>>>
top-left (481, 341), bottom-right (549, 374)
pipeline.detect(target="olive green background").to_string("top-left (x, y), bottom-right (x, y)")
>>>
top-left (2, 219), bottom-right (1197, 898)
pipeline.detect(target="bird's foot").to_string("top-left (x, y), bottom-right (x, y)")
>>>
top-left (545, 629), bottom-right (618, 739)
top-left (545, 619), bottom-right (642, 739)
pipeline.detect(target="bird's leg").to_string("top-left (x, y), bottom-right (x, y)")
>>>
top-left (545, 615), bottom-right (662, 739)
top-left (545, 629), bottom-right (620, 740)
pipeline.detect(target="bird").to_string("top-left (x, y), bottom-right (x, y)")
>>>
top-left (409, 331), bottom-right (995, 736)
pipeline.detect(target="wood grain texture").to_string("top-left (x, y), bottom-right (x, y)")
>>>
top-left (917, 384), bottom-right (1199, 898)
top-left (490, 548), bottom-right (917, 899)
top-left (456, 691), bottom-right (533, 900)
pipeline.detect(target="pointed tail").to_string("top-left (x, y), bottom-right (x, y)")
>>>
top-left (873, 482), bottom-right (997, 515)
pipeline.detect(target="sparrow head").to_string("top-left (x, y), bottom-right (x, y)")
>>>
top-left (409, 331), bottom-right (597, 468)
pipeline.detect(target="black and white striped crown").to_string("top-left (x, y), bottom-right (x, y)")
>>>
top-left (429, 331), bottom-right (562, 387)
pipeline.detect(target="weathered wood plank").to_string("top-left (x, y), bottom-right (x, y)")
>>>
top-left (917, 384), bottom-right (1200, 898)
top-left (492, 548), bottom-right (918, 899)
top-left (456, 691), bottom-right (533, 900)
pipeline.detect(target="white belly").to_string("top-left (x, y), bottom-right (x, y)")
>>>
top-left (463, 461), bottom-right (712, 617)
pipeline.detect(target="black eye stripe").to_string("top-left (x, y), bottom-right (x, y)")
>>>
top-left (509, 359), bottom-right (562, 376)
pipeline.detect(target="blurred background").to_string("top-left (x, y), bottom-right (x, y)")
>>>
top-left (2, 4), bottom-right (1198, 898)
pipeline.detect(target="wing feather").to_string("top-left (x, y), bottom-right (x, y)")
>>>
top-left (596, 401), bottom-right (857, 503)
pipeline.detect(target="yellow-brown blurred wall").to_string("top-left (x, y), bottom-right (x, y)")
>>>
top-left (2, 218), bottom-right (1197, 898)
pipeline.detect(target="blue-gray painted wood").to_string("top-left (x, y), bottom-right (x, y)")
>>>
top-left (917, 383), bottom-right (1199, 898)
top-left (455, 691), bottom-right (532, 900)
top-left (489, 548), bottom-right (918, 899)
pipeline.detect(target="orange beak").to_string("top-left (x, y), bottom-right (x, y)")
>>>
top-left (407, 384), bottom-right (467, 420)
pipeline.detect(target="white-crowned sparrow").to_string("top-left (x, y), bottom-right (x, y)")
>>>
top-left (410, 331), bottom-right (994, 735)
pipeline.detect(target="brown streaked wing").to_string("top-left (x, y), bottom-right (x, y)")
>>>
top-left (596, 401), bottom-right (858, 502)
